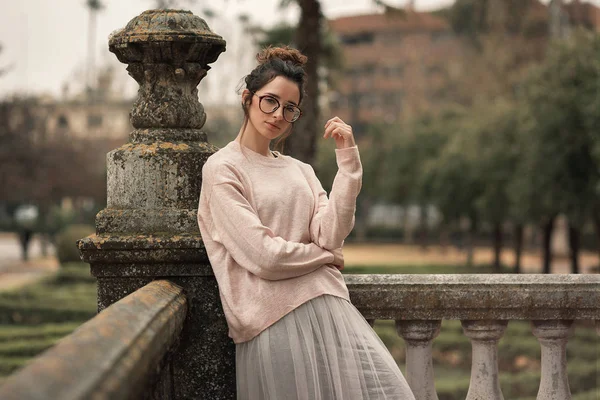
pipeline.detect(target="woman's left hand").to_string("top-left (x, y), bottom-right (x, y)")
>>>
top-left (324, 117), bottom-right (356, 149)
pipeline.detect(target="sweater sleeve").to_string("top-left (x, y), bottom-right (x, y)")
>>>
top-left (308, 146), bottom-right (363, 250)
top-left (203, 163), bottom-right (335, 281)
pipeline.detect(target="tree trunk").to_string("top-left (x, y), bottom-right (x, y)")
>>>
top-left (513, 223), bottom-right (524, 273)
top-left (492, 222), bottom-right (503, 271)
top-left (353, 197), bottom-right (371, 242)
top-left (403, 205), bottom-right (414, 244)
top-left (288, 0), bottom-right (322, 165)
top-left (439, 225), bottom-right (449, 254)
top-left (568, 221), bottom-right (580, 274)
top-left (541, 216), bottom-right (556, 274)
top-left (592, 207), bottom-right (600, 268)
top-left (465, 217), bottom-right (477, 267)
top-left (418, 205), bottom-right (429, 251)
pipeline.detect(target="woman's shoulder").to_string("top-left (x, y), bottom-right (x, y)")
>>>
top-left (203, 143), bottom-right (243, 182)
top-left (284, 154), bottom-right (316, 176)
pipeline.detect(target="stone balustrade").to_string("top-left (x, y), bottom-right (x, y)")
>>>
top-left (0, 274), bottom-right (597, 399)
top-left (0, 280), bottom-right (187, 400)
top-left (346, 274), bottom-right (600, 400)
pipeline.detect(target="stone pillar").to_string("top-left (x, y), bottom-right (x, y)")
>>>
top-left (532, 320), bottom-right (573, 400)
top-left (462, 320), bottom-right (507, 400)
top-left (77, 9), bottom-right (230, 399)
top-left (396, 320), bottom-right (441, 400)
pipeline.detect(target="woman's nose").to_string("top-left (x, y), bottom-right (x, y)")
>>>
top-left (272, 107), bottom-right (284, 120)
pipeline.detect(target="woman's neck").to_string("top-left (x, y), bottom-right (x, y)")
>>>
top-left (236, 125), bottom-right (273, 157)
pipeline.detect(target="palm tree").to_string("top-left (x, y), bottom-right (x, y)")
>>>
top-left (85, 0), bottom-right (105, 97)
top-left (0, 44), bottom-right (13, 78)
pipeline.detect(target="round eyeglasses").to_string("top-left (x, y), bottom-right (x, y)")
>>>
top-left (252, 93), bottom-right (302, 123)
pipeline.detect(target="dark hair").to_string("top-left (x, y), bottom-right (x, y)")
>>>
top-left (240, 46), bottom-right (308, 153)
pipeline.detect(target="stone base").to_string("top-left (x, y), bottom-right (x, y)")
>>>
top-left (78, 234), bottom-right (235, 399)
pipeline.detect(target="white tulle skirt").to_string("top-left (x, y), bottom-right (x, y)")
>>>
top-left (236, 295), bottom-right (415, 400)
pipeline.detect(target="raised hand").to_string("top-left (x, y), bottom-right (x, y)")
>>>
top-left (323, 116), bottom-right (356, 149)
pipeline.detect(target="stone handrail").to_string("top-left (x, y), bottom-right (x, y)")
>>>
top-left (346, 274), bottom-right (600, 400)
top-left (0, 280), bottom-right (187, 400)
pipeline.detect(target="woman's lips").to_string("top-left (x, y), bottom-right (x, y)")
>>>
top-left (265, 122), bottom-right (280, 130)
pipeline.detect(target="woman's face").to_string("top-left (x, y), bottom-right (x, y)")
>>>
top-left (244, 76), bottom-right (301, 142)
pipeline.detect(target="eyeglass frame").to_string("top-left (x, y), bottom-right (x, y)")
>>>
top-left (250, 92), bottom-right (303, 123)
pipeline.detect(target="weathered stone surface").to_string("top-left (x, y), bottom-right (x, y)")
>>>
top-left (0, 280), bottom-right (187, 400)
top-left (78, 234), bottom-right (209, 267)
top-left (130, 128), bottom-right (208, 143)
top-left (396, 320), bottom-right (441, 400)
top-left (532, 320), bottom-right (574, 400)
top-left (77, 8), bottom-right (233, 399)
top-left (463, 320), bottom-right (507, 400)
top-left (345, 274), bottom-right (600, 320)
top-left (99, 141), bottom-right (217, 234)
top-left (108, 9), bottom-right (226, 130)
top-left (96, 276), bottom-right (235, 399)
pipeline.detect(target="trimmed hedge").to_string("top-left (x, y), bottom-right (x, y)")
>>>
top-left (55, 225), bottom-right (94, 264)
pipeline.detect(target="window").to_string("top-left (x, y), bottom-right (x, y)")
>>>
top-left (57, 115), bottom-right (69, 128)
top-left (340, 32), bottom-right (374, 46)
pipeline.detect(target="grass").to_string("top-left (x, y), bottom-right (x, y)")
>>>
top-left (0, 262), bottom-right (96, 376)
top-left (0, 262), bottom-right (596, 400)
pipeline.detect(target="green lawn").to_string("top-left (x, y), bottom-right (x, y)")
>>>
top-left (0, 263), bottom-right (96, 377)
top-left (0, 262), bottom-right (597, 399)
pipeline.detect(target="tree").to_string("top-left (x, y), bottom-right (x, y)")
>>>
top-left (85, 1), bottom-right (105, 95)
top-left (468, 101), bottom-right (521, 271)
top-left (518, 29), bottom-right (600, 273)
top-left (0, 44), bottom-right (13, 79)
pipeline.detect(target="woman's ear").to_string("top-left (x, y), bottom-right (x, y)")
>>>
top-left (241, 89), bottom-right (251, 105)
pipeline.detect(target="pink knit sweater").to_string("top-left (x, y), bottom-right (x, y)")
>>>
top-left (197, 141), bottom-right (362, 343)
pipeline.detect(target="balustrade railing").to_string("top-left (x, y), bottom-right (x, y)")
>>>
top-left (0, 280), bottom-right (187, 400)
top-left (0, 274), bottom-right (598, 399)
top-left (346, 274), bottom-right (600, 400)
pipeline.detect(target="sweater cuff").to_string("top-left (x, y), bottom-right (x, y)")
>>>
top-left (335, 146), bottom-right (361, 172)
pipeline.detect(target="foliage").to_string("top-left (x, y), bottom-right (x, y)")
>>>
top-left (517, 29), bottom-right (600, 226)
top-left (0, 96), bottom-right (107, 237)
top-left (55, 225), bottom-right (95, 264)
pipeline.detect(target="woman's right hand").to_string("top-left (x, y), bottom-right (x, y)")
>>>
top-left (330, 248), bottom-right (344, 271)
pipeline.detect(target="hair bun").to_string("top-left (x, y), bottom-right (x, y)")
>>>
top-left (256, 45), bottom-right (308, 67)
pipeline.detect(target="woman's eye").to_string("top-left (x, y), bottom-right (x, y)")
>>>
top-left (264, 97), bottom-right (278, 105)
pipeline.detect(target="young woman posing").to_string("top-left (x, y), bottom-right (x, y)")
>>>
top-left (198, 46), bottom-right (415, 400)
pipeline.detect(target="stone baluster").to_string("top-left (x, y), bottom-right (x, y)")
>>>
top-left (462, 320), bottom-right (507, 400)
top-left (396, 320), bottom-right (441, 400)
top-left (532, 320), bottom-right (574, 400)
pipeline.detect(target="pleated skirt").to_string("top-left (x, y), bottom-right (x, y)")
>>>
top-left (236, 295), bottom-right (415, 400)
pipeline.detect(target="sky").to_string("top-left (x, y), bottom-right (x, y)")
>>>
top-left (0, 0), bottom-right (598, 102)
top-left (0, 0), bottom-right (453, 100)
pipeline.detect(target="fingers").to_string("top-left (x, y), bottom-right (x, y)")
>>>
top-left (324, 116), bottom-right (344, 129)
top-left (323, 118), bottom-right (351, 139)
top-left (324, 125), bottom-right (345, 139)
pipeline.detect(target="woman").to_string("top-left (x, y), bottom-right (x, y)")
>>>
top-left (197, 46), bottom-right (414, 399)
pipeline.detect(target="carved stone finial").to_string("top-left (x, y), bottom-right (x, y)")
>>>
top-left (108, 9), bottom-right (226, 135)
